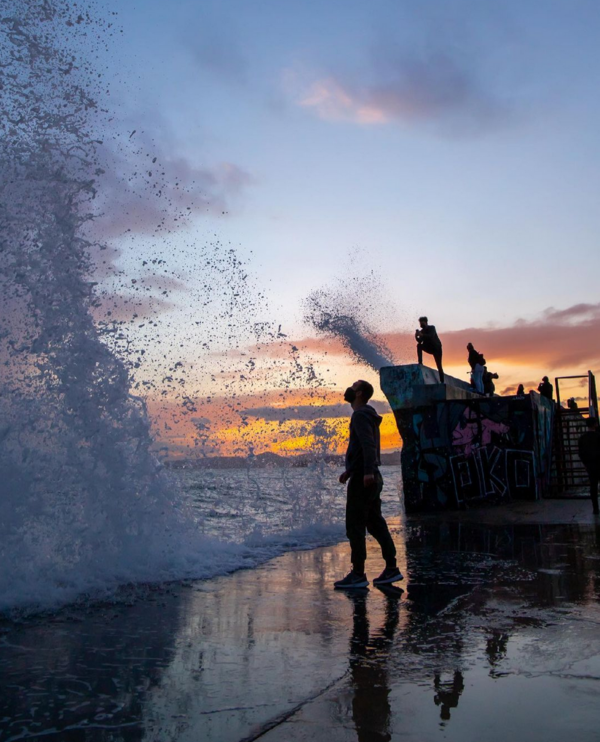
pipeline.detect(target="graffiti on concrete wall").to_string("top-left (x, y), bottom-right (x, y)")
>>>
top-left (396, 394), bottom-right (553, 512)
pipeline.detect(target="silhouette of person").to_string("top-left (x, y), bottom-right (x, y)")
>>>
top-left (538, 376), bottom-right (553, 401)
top-left (516, 384), bottom-right (525, 397)
top-left (578, 418), bottom-right (600, 515)
top-left (567, 397), bottom-right (579, 412)
top-left (344, 589), bottom-right (401, 742)
top-left (415, 317), bottom-right (444, 382)
top-left (336, 380), bottom-right (402, 589)
top-left (433, 671), bottom-right (465, 721)
top-left (466, 343), bottom-right (485, 394)
top-left (482, 366), bottom-right (499, 396)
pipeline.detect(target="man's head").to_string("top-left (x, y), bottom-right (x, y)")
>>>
top-left (542, 376), bottom-right (549, 383)
top-left (344, 379), bottom-right (374, 406)
top-left (467, 342), bottom-right (474, 351)
top-left (418, 316), bottom-right (428, 328)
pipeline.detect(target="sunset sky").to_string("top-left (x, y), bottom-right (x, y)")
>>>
top-left (92, 0), bottom-right (600, 455)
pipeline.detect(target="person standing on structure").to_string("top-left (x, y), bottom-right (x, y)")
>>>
top-left (415, 316), bottom-right (444, 382)
top-left (335, 380), bottom-right (403, 589)
top-left (538, 376), bottom-right (553, 401)
top-left (467, 343), bottom-right (485, 394)
top-left (578, 418), bottom-right (600, 515)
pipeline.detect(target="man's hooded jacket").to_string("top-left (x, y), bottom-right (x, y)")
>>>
top-left (345, 404), bottom-right (382, 476)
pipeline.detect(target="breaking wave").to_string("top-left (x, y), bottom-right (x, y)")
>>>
top-left (0, 1), bottom-right (346, 615)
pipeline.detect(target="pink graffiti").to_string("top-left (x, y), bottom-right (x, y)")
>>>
top-left (452, 408), bottom-right (510, 456)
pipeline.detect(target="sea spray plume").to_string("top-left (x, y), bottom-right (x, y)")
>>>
top-left (307, 307), bottom-right (394, 371)
top-left (303, 272), bottom-right (396, 370)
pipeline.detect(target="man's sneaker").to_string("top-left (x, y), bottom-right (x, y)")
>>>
top-left (334, 571), bottom-right (369, 589)
top-left (373, 567), bottom-right (403, 586)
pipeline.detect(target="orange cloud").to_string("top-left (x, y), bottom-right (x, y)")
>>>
top-left (147, 303), bottom-right (599, 459)
top-left (148, 386), bottom-right (400, 458)
top-left (383, 303), bottom-right (600, 369)
top-left (254, 302), bottom-right (600, 372)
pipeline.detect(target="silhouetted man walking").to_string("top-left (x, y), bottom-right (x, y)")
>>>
top-left (335, 379), bottom-right (403, 589)
top-left (578, 419), bottom-right (600, 515)
top-left (416, 316), bottom-right (444, 382)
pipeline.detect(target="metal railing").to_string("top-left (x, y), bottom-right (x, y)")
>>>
top-left (550, 371), bottom-right (598, 495)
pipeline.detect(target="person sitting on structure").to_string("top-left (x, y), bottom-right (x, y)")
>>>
top-left (538, 376), bottom-right (553, 401)
top-left (516, 384), bottom-right (525, 397)
top-left (466, 343), bottom-right (485, 394)
top-left (415, 316), bottom-right (444, 382)
top-left (578, 418), bottom-right (600, 515)
top-left (482, 366), bottom-right (499, 396)
top-left (567, 397), bottom-right (579, 412)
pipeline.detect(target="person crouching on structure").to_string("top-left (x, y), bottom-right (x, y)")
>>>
top-left (578, 418), bottom-right (600, 515)
top-left (335, 380), bottom-right (403, 589)
top-left (415, 316), bottom-right (444, 382)
top-left (483, 366), bottom-right (499, 396)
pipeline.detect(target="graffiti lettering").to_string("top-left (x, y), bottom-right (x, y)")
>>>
top-left (450, 447), bottom-right (537, 504)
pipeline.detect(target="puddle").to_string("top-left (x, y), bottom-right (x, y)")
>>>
top-left (1, 521), bottom-right (599, 741)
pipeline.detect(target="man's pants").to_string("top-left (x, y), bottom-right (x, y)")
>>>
top-left (417, 345), bottom-right (445, 383)
top-left (346, 471), bottom-right (397, 574)
top-left (472, 364), bottom-right (484, 394)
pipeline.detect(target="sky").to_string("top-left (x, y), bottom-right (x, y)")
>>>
top-left (88, 0), bottom-right (600, 455)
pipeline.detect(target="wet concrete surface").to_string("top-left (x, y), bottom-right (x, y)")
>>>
top-left (2, 504), bottom-right (600, 741)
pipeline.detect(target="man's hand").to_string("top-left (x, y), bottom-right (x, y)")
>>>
top-left (339, 471), bottom-right (350, 484)
top-left (363, 473), bottom-right (375, 487)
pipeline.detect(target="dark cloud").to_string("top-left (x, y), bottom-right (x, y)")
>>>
top-left (91, 291), bottom-right (174, 322)
top-left (299, 53), bottom-right (511, 133)
top-left (295, 6), bottom-right (522, 135)
top-left (244, 400), bottom-right (390, 422)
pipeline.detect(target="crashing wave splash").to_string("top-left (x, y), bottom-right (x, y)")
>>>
top-left (0, 1), bottom-right (341, 615)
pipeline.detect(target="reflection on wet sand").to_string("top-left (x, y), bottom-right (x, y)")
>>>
top-left (345, 588), bottom-right (401, 742)
top-left (2, 519), bottom-right (600, 741)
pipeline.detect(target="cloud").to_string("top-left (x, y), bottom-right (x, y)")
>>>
top-left (381, 303), bottom-right (600, 369)
top-left (244, 400), bottom-right (390, 422)
top-left (299, 55), bottom-right (507, 131)
top-left (93, 146), bottom-right (253, 239)
top-left (243, 302), bottom-right (600, 374)
top-left (87, 122), bottom-right (254, 242)
top-left (91, 291), bottom-right (174, 322)
top-left (287, 13), bottom-right (518, 135)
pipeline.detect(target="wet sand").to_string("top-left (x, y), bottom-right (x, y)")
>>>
top-left (2, 500), bottom-right (600, 742)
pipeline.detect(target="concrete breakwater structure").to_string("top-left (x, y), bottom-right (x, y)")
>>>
top-left (380, 365), bottom-right (555, 513)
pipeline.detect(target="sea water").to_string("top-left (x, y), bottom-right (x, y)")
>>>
top-left (177, 464), bottom-right (403, 542)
